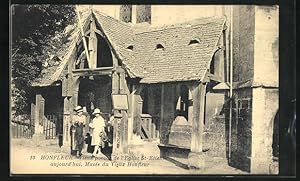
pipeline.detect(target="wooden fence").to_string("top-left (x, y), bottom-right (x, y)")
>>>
top-left (12, 114), bottom-right (61, 140)
top-left (43, 115), bottom-right (58, 139)
top-left (140, 114), bottom-right (160, 140)
top-left (11, 114), bottom-right (34, 139)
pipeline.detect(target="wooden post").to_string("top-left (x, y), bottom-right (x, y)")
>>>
top-left (152, 120), bottom-right (156, 139)
top-left (111, 67), bottom-right (130, 154)
top-left (31, 103), bottom-right (35, 134)
top-left (62, 97), bottom-right (71, 149)
top-left (188, 89), bottom-right (193, 123)
top-left (112, 112), bottom-right (122, 154)
top-left (119, 71), bottom-right (129, 153)
top-left (148, 117), bottom-right (152, 138)
top-left (119, 71), bottom-right (126, 94)
top-left (188, 82), bottom-right (207, 169)
top-left (160, 84), bottom-right (165, 143)
top-left (128, 84), bottom-right (136, 144)
top-left (121, 110), bottom-right (128, 153)
top-left (137, 100), bottom-right (143, 136)
top-left (88, 18), bottom-right (98, 69)
top-left (72, 77), bottom-right (80, 108)
top-left (112, 71), bottom-right (119, 95)
top-left (34, 94), bottom-right (44, 134)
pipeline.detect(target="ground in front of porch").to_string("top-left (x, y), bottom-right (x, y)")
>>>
top-left (10, 139), bottom-right (247, 175)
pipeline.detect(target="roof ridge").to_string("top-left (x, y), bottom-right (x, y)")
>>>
top-left (92, 10), bottom-right (133, 28)
top-left (134, 15), bottom-right (226, 34)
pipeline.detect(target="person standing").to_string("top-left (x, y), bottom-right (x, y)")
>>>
top-left (89, 108), bottom-right (106, 157)
top-left (106, 111), bottom-right (114, 148)
top-left (70, 106), bottom-right (86, 158)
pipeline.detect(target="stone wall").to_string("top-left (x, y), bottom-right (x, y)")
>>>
top-left (232, 5), bottom-right (255, 82)
top-left (226, 88), bottom-right (253, 172)
top-left (251, 88), bottom-right (278, 174)
top-left (168, 125), bottom-right (192, 148)
top-left (203, 91), bottom-right (227, 158)
top-left (253, 6), bottom-right (279, 86)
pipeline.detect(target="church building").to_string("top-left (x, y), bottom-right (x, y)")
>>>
top-left (29, 5), bottom-right (279, 174)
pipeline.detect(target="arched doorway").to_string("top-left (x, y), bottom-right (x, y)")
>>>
top-left (78, 75), bottom-right (112, 121)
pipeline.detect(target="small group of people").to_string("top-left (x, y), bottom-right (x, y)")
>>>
top-left (70, 106), bottom-right (114, 158)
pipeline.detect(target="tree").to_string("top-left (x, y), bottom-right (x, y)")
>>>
top-left (11, 5), bottom-right (76, 116)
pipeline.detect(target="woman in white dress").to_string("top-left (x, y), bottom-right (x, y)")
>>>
top-left (89, 108), bottom-right (106, 157)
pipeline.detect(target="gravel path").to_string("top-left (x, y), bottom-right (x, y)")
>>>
top-left (10, 139), bottom-right (248, 175)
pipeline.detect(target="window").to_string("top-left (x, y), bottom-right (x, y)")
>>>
top-left (188, 38), bottom-right (200, 45)
top-left (75, 40), bottom-right (89, 69)
top-left (126, 45), bottom-right (134, 51)
top-left (96, 34), bottom-right (113, 67)
top-left (176, 85), bottom-right (189, 120)
top-left (136, 5), bottom-right (151, 23)
top-left (120, 5), bottom-right (132, 23)
top-left (155, 44), bottom-right (165, 50)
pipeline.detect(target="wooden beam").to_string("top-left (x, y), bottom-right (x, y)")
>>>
top-left (30, 103), bottom-right (35, 130)
top-left (137, 100), bottom-right (143, 136)
top-left (84, 29), bottom-right (91, 36)
top-left (75, 5), bottom-right (91, 68)
top-left (72, 68), bottom-right (113, 77)
top-left (112, 71), bottom-right (119, 94)
top-left (190, 82), bottom-right (207, 153)
top-left (88, 18), bottom-right (98, 68)
top-left (34, 94), bottom-right (44, 134)
top-left (152, 121), bottom-right (156, 139)
top-left (141, 123), bottom-right (150, 139)
top-left (121, 110), bottom-right (128, 153)
top-left (160, 84), bottom-right (164, 142)
top-left (72, 78), bottom-right (80, 108)
top-left (94, 29), bottom-right (103, 36)
top-left (116, 66), bottom-right (125, 73)
top-left (119, 72), bottom-right (126, 94)
top-left (188, 89), bottom-right (193, 122)
top-left (62, 97), bottom-right (71, 147)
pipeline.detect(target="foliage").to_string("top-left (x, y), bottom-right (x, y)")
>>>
top-left (11, 5), bottom-right (76, 115)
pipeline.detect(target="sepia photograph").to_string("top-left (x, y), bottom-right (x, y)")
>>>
top-left (10, 4), bottom-right (281, 175)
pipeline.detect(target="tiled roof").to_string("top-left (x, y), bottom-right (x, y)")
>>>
top-left (133, 17), bottom-right (225, 83)
top-left (32, 10), bottom-right (225, 86)
top-left (92, 12), bottom-right (140, 77)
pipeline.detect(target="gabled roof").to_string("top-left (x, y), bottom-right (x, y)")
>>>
top-left (31, 11), bottom-right (92, 87)
top-left (32, 10), bottom-right (225, 86)
top-left (93, 11), bottom-right (225, 83)
top-left (132, 16), bottom-right (225, 83)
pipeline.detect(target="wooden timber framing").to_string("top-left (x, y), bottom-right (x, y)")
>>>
top-left (160, 84), bottom-right (165, 142)
top-left (34, 92), bottom-right (45, 134)
top-left (132, 84), bottom-right (144, 136)
top-left (72, 67), bottom-right (113, 77)
top-left (189, 82), bottom-right (207, 153)
top-left (62, 97), bottom-right (71, 147)
top-left (111, 65), bottom-right (130, 154)
top-left (88, 17), bottom-right (98, 69)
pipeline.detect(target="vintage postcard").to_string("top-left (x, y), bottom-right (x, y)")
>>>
top-left (10, 5), bottom-right (280, 175)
